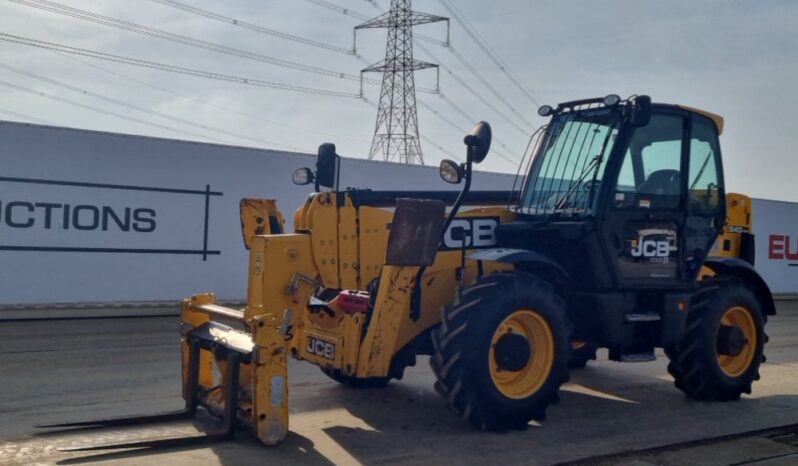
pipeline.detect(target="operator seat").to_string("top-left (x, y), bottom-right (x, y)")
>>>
top-left (637, 169), bottom-right (680, 208)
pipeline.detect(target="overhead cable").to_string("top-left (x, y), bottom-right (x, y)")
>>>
top-left (0, 106), bottom-right (55, 125)
top-left (416, 41), bottom-right (530, 136)
top-left (148, 0), bottom-right (355, 55)
top-left (436, 93), bottom-right (521, 164)
top-left (54, 50), bottom-right (371, 143)
top-left (7, 0), bottom-right (383, 86)
top-left (0, 63), bottom-right (306, 151)
top-left (438, 0), bottom-right (543, 107)
top-left (0, 33), bottom-right (362, 98)
top-left (0, 78), bottom-right (226, 143)
top-left (417, 98), bottom-right (518, 166)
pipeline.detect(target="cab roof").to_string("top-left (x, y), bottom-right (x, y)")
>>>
top-left (676, 105), bottom-right (724, 135)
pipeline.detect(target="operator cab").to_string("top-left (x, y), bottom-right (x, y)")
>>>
top-left (505, 95), bottom-right (726, 291)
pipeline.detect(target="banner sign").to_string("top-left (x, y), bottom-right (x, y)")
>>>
top-left (0, 176), bottom-right (222, 260)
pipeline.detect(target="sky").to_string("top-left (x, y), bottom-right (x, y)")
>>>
top-left (1, 0), bottom-right (797, 201)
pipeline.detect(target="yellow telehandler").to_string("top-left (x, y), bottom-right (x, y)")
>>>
top-left (43, 95), bottom-right (774, 450)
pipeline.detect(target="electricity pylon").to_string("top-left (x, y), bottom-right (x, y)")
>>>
top-left (355, 0), bottom-right (448, 164)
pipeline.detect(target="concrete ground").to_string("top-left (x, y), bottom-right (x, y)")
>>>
top-left (1, 301), bottom-right (797, 466)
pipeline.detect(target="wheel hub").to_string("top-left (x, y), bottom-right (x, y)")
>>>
top-left (493, 332), bottom-right (531, 372)
top-left (717, 324), bottom-right (747, 356)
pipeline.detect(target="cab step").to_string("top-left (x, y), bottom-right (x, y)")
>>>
top-left (625, 312), bottom-right (661, 322)
top-left (620, 351), bottom-right (656, 362)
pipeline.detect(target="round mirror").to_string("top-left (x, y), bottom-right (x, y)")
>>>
top-left (464, 121), bottom-right (492, 164)
top-left (292, 167), bottom-right (314, 185)
top-left (538, 105), bottom-right (554, 117)
top-left (439, 159), bottom-right (463, 184)
top-left (603, 94), bottom-right (621, 106)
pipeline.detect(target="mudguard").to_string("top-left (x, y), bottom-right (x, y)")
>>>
top-left (705, 256), bottom-right (776, 315)
top-left (468, 248), bottom-right (571, 288)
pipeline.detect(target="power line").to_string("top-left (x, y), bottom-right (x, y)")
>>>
top-left (54, 50), bottom-right (371, 144)
top-left (3, 33), bottom-right (466, 159)
top-left (435, 93), bottom-right (520, 164)
top-left (7, 0), bottom-right (381, 86)
top-left (416, 41), bottom-right (530, 136)
top-left (0, 33), bottom-right (362, 98)
top-left (148, 0), bottom-right (355, 55)
top-left (420, 134), bottom-right (461, 162)
top-left (437, 0), bottom-right (543, 107)
top-left (445, 45), bottom-right (533, 128)
top-left (0, 106), bottom-right (55, 125)
top-left (304, 0), bottom-right (369, 21)
top-left (418, 98), bottom-right (517, 166)
top-left (0, 78), bottom-right (226, 143)
top-left (0, 62), bottom-right (307, 151)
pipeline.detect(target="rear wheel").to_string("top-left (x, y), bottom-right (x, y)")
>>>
top-left (667, 278), bottom-right (767, 401)
top-left (430, 272), bottom-right (570, 431)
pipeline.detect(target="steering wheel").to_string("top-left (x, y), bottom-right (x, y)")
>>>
top-left (582, 179), bottom-right (601, 193)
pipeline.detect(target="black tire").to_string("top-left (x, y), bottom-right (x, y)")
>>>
top-left (320, 347), bottom-right (416, 388)
top-left (430, 272), bottom-right (571, 431)
top-left (568, 342), bottom-right (598, 369)
top-left (666, 277), bottom-right (768, 401)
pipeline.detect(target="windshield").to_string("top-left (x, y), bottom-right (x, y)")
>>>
top-left (519, 107), bottom-right (622, 215)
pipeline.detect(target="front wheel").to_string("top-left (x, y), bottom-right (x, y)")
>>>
top-left (667, 278), bottom-right (767, 401)
top-left (430, 272), bottom-right (571, 431)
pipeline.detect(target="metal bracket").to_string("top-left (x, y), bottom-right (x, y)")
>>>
top-left (286, 272), bottom-right (318, 296)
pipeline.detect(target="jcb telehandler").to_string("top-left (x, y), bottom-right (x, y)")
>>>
top-left (44, 95), bottom-right (774, 450)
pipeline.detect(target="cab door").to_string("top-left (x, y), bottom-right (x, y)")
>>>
top-left (600, 110), bottom-right (688, 288)
top-left (683, 115), bottom-right (726, 282)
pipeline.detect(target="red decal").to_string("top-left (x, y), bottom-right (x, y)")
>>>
top-left (787, 235), bottom-right (798, 261)
top-left (769, 235), bottom-right (785, 260)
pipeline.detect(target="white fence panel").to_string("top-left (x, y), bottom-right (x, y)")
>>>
top-left (752, 198), bottom-right (798, 294)
top-left (0, 121), bottom-right (516, 305)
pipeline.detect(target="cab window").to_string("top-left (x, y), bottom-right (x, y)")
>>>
top-left (687, 117), bottom-right (722, 215)
top-left (613, 114), bottom-right (685, 209)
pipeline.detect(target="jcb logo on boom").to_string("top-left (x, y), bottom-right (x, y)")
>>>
top-left (306, 336), bottom-right (335, 360)
top-left (440, 216), bottom-right (499, 251)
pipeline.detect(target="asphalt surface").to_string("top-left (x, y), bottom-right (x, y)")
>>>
top-left (1, 301), bottom-right (798, 465)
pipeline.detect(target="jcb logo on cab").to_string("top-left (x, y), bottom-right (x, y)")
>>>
top-left (630, 229), bottom-right (677, 258)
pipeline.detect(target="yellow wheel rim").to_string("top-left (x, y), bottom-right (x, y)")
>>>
top-left (717, 306), bottom-right (758, 377)
top-left (489, 309), bottom-right (554, 399)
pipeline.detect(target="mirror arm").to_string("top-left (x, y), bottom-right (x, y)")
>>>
top-left (412, 149), bottom-right (474, 321)
top-left (335, 155), bottom-right (341, 193)
top-left (441, 159), bottom-right (472, 237)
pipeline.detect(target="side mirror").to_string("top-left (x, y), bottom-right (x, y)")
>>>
top-left (463, 121), bottom-right (492, 163)
top-left (439, 159), bottom-right (463, 184)
top-left (316, 143), bottom-right (339, 189)
top-left (292, 167), bottom-right (314, 186)
top-left (630, 95), bottom-right (652, 127)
